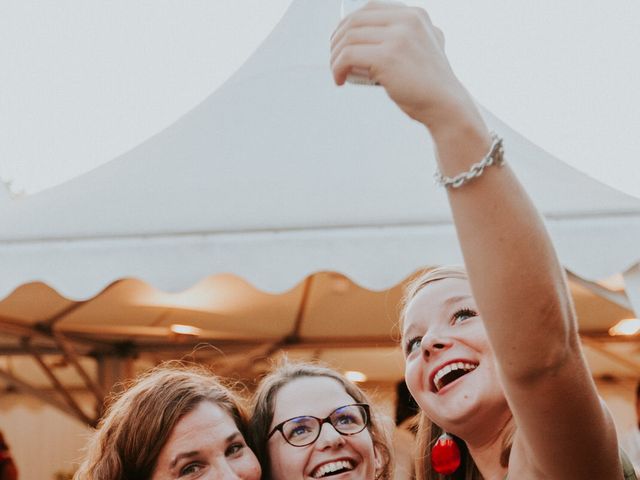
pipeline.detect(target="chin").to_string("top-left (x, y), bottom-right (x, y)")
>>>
top-left (425, 381), bottom-right (503, 428)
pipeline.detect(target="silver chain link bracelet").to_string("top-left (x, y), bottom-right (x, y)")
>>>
top-left (434, 132), bottom-right (505, 188)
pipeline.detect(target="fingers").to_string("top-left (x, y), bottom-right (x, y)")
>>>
top-left (333, 3), bottom-right (434, 45)
top-left (330, 7), bottom-right (406, 86)
top-left (331, 43), bottom-right (382, 85)
top-left (331, 9), bottom-right (393, 50)
top-left (330, 8), bottom-right (391, 86)
top-left (330, 4), bottom-right (443, 84)
top-left (334, 0), bottom-right (399, 36)
top-left (330, 25), bottom-right (384, 69)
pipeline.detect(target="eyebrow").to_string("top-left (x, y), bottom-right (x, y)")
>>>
top-left (442, 294), bottom-right (472, 308)
top-left (169, 432), bottom-right (242, 468)
top-left (272, 403), bottom-right (354, 426)
top-left (170, 451), bottom-right (198, 469)
top-left (402, 294), bottom-right (473, 338)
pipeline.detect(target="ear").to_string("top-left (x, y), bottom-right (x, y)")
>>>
top-left (373, 445), bottom-right (384, 477)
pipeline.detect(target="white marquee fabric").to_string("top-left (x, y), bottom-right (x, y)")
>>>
top-left (1, 0), bottom-right (639, 301)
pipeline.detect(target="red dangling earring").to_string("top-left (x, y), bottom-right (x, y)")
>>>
top-left (431, 432), bottom-right (461, 475)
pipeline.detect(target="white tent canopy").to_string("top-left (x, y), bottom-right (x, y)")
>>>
top-left (1, 0), bottom-right (639, 301)
top-left (2, 6), bottom-right (639, 478)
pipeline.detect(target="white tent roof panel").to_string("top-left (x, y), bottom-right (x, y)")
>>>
top-left (1, 0), bottom-right (639, 300)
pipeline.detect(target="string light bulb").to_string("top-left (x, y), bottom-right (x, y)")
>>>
top-left (608, 318), bottom-right (640, 336)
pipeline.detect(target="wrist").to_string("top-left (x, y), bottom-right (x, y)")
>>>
top-left (423, 102), bottom-right (494, 179)
top-left (434, 132), bottom-right (504, 188)
top-left (409, 80), bottom-right (487, 141)
top-left (430, 116), bottom-right (492, 164)
top-left (424, 96), bottom-right (488, 145)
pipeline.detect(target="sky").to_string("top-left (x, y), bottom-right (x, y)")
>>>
top-left (1, 0), bottom-right (639, 199)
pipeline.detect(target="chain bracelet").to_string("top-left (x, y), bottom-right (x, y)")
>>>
top-left (434, 133), bottom-right (505, 189)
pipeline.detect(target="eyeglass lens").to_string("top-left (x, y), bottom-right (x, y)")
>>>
top-left (281, 404), bottom-right (368, 446)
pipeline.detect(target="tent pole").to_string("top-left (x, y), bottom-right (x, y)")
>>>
top-left (52, 331), bottom-right (105, 405)
top-left (96, 354), bottom-right (123, 393)
top-left (23, 338), bottom-right (96, 427)
top-left (0, 313), bottom-right (107, 351)
top-left (0, 365), bottom-right (93, 426)
top-left (39, 282), bottom-right (121, 329)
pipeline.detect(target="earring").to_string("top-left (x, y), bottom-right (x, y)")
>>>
top-left (431, 432), bottom-right (461, 475)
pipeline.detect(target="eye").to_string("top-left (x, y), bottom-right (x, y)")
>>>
top-left (179, 462), bottom-right (204, 477)
top-left (405, 336), bottom-right (422, 355)
top-left (452, 307), bottom-right (477, 324)
top-left (289, 424), bottom-right (313, 438)
top-left (335, 413), bottom-right (357, 425)
top-left (225, 442), bottom-right (245, 457)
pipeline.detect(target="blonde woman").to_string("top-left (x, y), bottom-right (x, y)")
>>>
top-left (331, 3), bottom-right (634, 479)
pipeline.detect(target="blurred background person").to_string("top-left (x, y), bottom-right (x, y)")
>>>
top-left (0, 430), bottom-right (18, 480)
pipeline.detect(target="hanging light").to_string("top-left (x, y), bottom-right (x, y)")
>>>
top-left (344, 371), bottom-right (367, 383)
top-left (608, 318), bottom-right (640, 336)
top-left (170, 324), bottom-right (202, 337)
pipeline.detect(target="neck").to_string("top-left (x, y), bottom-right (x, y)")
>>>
top-left (461, 414), bottom-right (512, 480)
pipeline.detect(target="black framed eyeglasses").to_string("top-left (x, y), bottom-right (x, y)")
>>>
top-left (268, 403), bottom-right (370, 447)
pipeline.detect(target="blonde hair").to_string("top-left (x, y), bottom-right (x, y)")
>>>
top-left (249, 359), bottom-right (393, 480)
top-left (401, 266), bottom-right (514, 480)
top-left (400, 265), bottom-right (468, 333)
top-left (74, 362), bottom-right (250, 480)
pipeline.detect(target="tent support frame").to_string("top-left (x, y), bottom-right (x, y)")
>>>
top-left (23, 337), bottom-right (96, 426)
top-left (0, 364), bottom-right (92, 424)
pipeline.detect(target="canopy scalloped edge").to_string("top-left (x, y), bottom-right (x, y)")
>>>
top-left (2, 219), bottom-right (638, 301)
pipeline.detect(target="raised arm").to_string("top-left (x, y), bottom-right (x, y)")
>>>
top-left (331, 4), bottom-right (622, 478)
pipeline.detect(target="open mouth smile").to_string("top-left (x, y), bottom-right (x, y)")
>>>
top-left (311, 460), bottom-right (355, 478)
top-left (431, 361), bottom-right (478, 392)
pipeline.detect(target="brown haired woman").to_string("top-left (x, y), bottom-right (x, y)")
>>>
top-left (250, 360), bottom-right (393, 480)
top-left (331, 2), bottom-right (634, 479)
top-left (74, 363), bottom-right (261, 480)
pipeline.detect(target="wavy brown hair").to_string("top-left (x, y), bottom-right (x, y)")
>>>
top-left (249, 360), bottom-right (393, 480)
top-left (401, 266), bottom-right (514, 480)
top-left (74, 361), bottom-right (251, 480)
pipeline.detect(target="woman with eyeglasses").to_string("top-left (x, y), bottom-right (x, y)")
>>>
top-left (330, 2), bottom-right (635, 480)
top-left (250, 361), bottom-right (393, 480)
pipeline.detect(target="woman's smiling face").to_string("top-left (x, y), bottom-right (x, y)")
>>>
top-left (267, 376), bottom-right (380, 480)
top-left (403, 277), bottom-right (508, 434)
top-left (152, 401), bottom-right (261, 480)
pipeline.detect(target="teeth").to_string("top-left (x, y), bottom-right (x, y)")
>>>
top-left (434, 362), bottom-right (477, 391)
top-left (313, 460), bottom-right (354, 478)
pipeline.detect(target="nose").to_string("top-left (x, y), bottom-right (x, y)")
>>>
top-left (315, 422), bottom-right (345, 450)
top-left (421, 333), bottom-right (452, 359)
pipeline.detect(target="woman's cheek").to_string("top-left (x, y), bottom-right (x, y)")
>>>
top-left (404, 358), bottom-right (422, 397)
top-left (241, 450), bottom-right (262, 480)
top-left (248, 462), bottom-right (261, 480)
